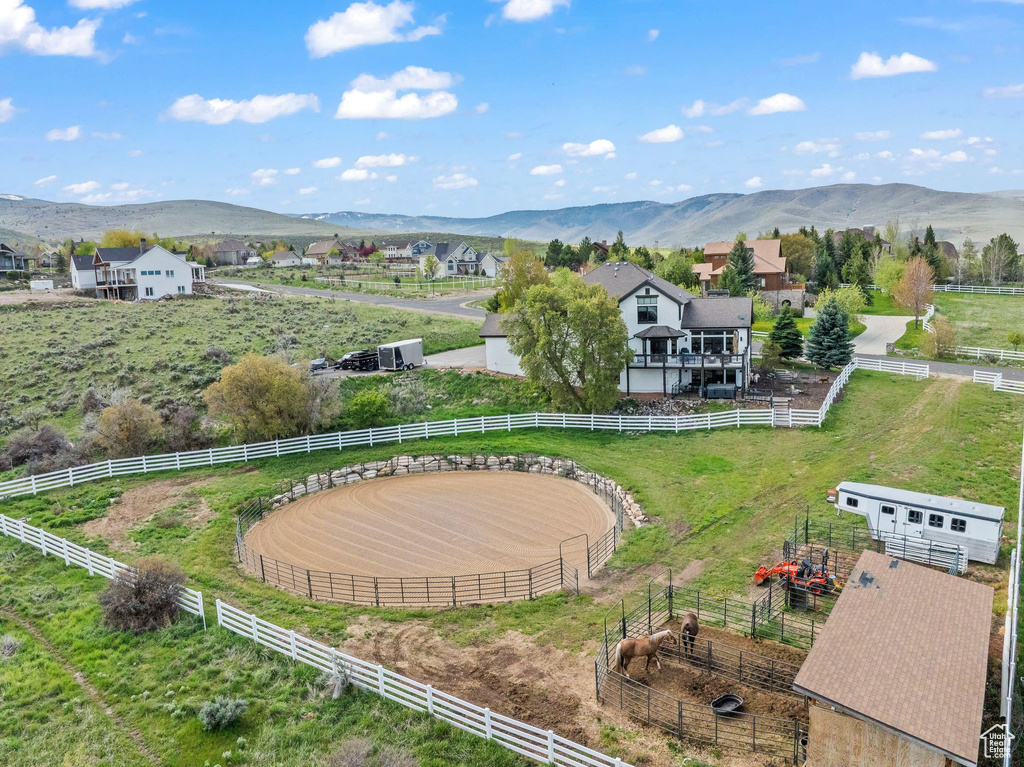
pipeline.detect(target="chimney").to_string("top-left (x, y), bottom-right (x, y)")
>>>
top-left (602, 240), bottom-right (607, 246)
top-left (140, 237), bottom-right (147, 254)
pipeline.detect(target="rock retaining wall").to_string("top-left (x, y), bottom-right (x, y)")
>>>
top-left (267, 454), bottom-right (647, 527)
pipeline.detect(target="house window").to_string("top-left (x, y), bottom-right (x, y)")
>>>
top-left (167, 269), bottom-right (174, 277)
top-left (154, 270), bottom-right (161, 275)
top-left (881, 504), bottom-right (895, 515)
top-left (846, 496), bottom-right (859, 508)
top-left (177, 286), bottom-right (186, 294)
top-left (144, 287), bottom-right (154, 297)
top-left (758, 277), bottom-right (766, 288)
top-left (928, 513), bottom-right (944, 529)
top-left (637, 295), bottom-right (658, 324)
top-left (950, 518), bottom-right (966, 533)
top-left (907, 509), bottom-right (923, 524)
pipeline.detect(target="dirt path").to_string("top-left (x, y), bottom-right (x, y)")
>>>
top-left (2, 609), bottom-right (159, 763)
top-left (244, 472), bottom-right (615, 577)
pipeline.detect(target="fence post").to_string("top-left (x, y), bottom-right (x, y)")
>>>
top-left (547, 730), bottom-right (555, 763)
top-left (426, 684), bottom-right (434, 716)
top-left (250, 611), bottom-right (258, 641)
top-left (61, 536), bottom-right (70, 565)
top-left (484, 708), bottom-right (493, 740)
top-left (451, 576), bottom-right (457, 606)
top-left (259, 554), bottom-right (266, 582)
top-left (307, 571), bottom-right (313, 598)
top-left (84, 548), bottom-right (95, 576)
top-left (289, 630), bottom-right (298, 659)
top-left (377, 665), bottom-right (386, 695)
top-left (528, 569), bottom-right (533, 600)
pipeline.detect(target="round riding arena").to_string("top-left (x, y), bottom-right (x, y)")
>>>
top-left (243, 470), bottom-right (616, 585)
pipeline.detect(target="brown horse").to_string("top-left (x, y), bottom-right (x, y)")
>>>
top-left (681, 612), bottom-right (699, 657)
top-left (612, 630), bottom-right (675, 677)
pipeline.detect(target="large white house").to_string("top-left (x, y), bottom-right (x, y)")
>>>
top-left (415, 240), bottom-right (505, 278)
top-left (482, 261), bottom-right (753, 397)
top-left (71, 242), bottom-right (206, 300)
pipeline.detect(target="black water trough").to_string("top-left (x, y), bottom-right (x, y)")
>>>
top-left (710, 693), bottom-right (744, 715)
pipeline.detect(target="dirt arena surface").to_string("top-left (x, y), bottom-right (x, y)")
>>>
top-left (243, 471), bottom-right (616, 577)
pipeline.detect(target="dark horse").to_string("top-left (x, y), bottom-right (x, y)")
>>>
top-left (681, 612), bottom-right (699, 657)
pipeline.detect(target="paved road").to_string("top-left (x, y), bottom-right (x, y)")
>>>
top-left (213, 278), bottom-right (487, 320)
top-left (853, 314), bottom-right (917, 355)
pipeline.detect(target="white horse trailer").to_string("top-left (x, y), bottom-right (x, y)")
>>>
top-left (377, 338), bottom-right (423, 371)
top-left (828, 481), bottom-right (1004, 565)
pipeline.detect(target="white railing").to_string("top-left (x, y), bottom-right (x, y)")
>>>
top-left (751, 330), bottom-right (770, 340)
top-left (0, 359), bottom-right (929, 501)
top-left (974, 370), bottom-right (1024, 395)
top-left (314, 276), bottom-right (496, 292)
top-left (953, 346), bottom-right (1024, 363)
top-left (878, 532), bottom-right (968, 575)
top-left (1001, 424), bottom-right (1024, 766)
top-left (215, 600), bottom-right (631, 767)
top-left (934, 284), bottom-right (1024, 295)
top-left (921, 304), bottom-right (935, 334)
top-left (0, 513), bottom-right (206, 628)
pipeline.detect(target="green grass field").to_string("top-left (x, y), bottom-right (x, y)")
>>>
top-left (2, 372), bottom-right (1021, 766)
top-left (0, 296), bottom-right (483, 440)
top-left (933, 293), bottom-right (1024, 349)
top-left (753, 316), bottom-right (867, 338)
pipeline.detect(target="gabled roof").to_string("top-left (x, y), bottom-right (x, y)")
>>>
top-left (213, 238), bottom-right (248, 252)
top-left (0, 242), bottom-right (29, 256)
top-left (480, 313), bottom-right (505, 338)
top-left (634, 325), bottom-right (687, 339)
top-left (306, 239), bottom-right (346, 255)
top-left (94, 246), bottom-right (145, 264)
top-left (583, 261), bottom-right (695, 305)
top-left (682, 296), bottom-right (752, 328)
top-left (71, 254), bottom-right (95, 272)
top-left (700, 240), bottom-right (786, 276)
top-left (270, 251), bottom-right (299, 260)
top-left (793, 551), bottom-right (992, 767)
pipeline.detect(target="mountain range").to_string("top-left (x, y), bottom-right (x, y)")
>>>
top-left (2, 184), bottom-right (1023, 247)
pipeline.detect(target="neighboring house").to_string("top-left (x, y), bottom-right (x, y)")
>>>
top-left (832, 226), bottom-right (892, 254)
top-left (70, 254), bottom-right (98, 290)
top-left (936, 240), bottom-right (959, 261)
top-left (592, 240), bottom-right (611, 259)
top-left (270, 251), bottom-right (302, 268)
top-left (305, 238), bottom-right (360, 265)
top-left (694, 238), bottom-right (804, 309)
top-left (84, 240), bottom-right (206, 300)
top-left (482, 261), bottom-right (753, 396)
top-left (212, 239), bottom-right (257, 266)
top-left (794, 550), bottom-right (992, 767)
top-left (417, 241), bottom-right (503, 277)
top-left (0, 243), bottom-right (35, 274)
top-left (380, 240), bottom-right (413, 261)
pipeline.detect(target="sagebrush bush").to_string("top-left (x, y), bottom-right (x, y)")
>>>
top-left (98, 557), bottom-right (186, 634)
top-left (0, 634), bottom-right (22, 659)
top-left (328, 738), bottom-right (372, 767)
top-left (3, 423), bottom-right (70, 468)
top-left (197, 696), bottom-right (249, 732)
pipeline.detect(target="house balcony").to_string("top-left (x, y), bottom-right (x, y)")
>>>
top-left (96, 278), bottom-right (137, 287)
top-left (630, 353), bottom-right (745, 369)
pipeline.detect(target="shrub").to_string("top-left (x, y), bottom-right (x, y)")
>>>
top-left (345, 389), bottom-right (391, 429)
top-left (388, 376), bottom-right (427, 416)
top-left (98, 557), bottom-right (186, 634)
top-left (328, 738), bottom-right (372, 767)
top-left (3, 423), bottom-right (70, 468)
top-left (162, 404), bottom-right (212, 452)
top-left (0, 634), bottom-right (22, 660)
top-left (204, 346), bottom-right (233, 364)
top-left (197, 697), bottom-right (249, 732)
top-left (93, 399), bottom-right (162, 458)
top-left (923, 315), bottom-right (957, 359)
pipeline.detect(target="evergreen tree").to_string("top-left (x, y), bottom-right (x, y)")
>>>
top-left (836, 230), bottom-right (856, 271)
top-left (629, 246), bottom-right (654, 270)
top-left (724, 239), bottom-right (755, 294)
top-left (771, 226), bottom-right (781, 239)
top-left (577, 236), bottom-right (596, 264)
top-left (921, 225), bottom-right (942, 276)
top-left (609, 230), bottom-right (628, 261)
top-left (805, 300), bottom-right (854, 369)
top-left (768, 306), bottom-right (804, 359)
top-left (909, 235), bottom-right (923, 260)
top-left (814, 241), bottom-right (839, 291)
top-left (544, 238), bottom-right (565, 268)
top-left (841, 241), bottom-right (873, 305)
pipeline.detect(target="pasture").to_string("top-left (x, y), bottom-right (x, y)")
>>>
top-left (0, 295), bottom-right (483, 440)
top-left (1, 371), bottom-right (1020, 765)
top-left (932, 292), bottom-right (1024, 349)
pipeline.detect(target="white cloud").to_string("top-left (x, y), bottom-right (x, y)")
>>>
top-left (507, 152), bottom-right (522, 161)
top-left (336, 89), bottom-right (457, 119)
top-left (691, 125), bottom-right (713, 134)
top-left (965, 136), bottom-right (993, 145)
top-left (122, 32), bottom-right (139, 44)
top-left (110, 182), bottom-right (129, 190)
top-left (91, 131), bottom-right (123, 140)
top-left (748, 93), bottom-right (806, 115)
top-left (433, 173), bottom-right (478, 189)
top-left (225, 188), bottom-right (249, 196)
top-left (385, 174), bottom-right (397, 182)
top-left (544, 193), bottom-right (563, 200)
top-left (354, 198), bottom-right (371, 205)
top-left (809, 163), bottom-right (838, 178)
top-left (356, 153), bottom-right (412, 167)
top-left (647, 28), bottom-right (659, 41)
top-left (855, 152), bottom-right (870, 160)
top-left (876, 150), bottom-right (894, 159)
top-left (683, 98), bottom-right (745, 118)
top-left (352, 66), bottom-right (459, 92)
top-left (313, 157), bottom-right (342, 168)
top-left (850, 51), bottom-right (937, 79)
top-left (80, 192), bottom-right (111, 203)
top-left (920, 128), bottom-right (962, 140)
top-left (745, 176), bottom-right (763, 188)
top-left (0, 1), bottom-right (99, 57)
top-left (284, 167), bottom-right (301, 175)
top-left (638, 124), bottom-right (684, 144)
top-left (298, 186), bottom-right (317, 195)
top-left (70, 0), bottom-right (137, 7)
top-left (983, 83), bottom-right (1024, 99)
top-left (46, 125), bottom-right (81, 141)
top-left (530, 164), bottom-right (562, 175)
top-left (33, 174), bottom-right (56, 186)
top-left (553, 178), bottom-right (566, 187)
top-left (251, 168), bottom-right (278, 186)
top-left (649, 179), bottom-right (662, 186)
top-left (624, 65), bottom-right (645, 76)
top-left (63, 180), bottom-right (99, 194)
top-left (562, 139), bottom-right (616, 157)
top-left (625, 172), bottom-right (638, 180)
top-left (492, 0), bottom-right (570, 22)
top-left (854, 130), bottom-right (892, 141)
top-left (339, 169), bottom-right (375, 181)
top-left (592, 185), bottom-right (613, 193)
top-left (909, 148), bottom-right (941, 160)
top-left (842, 171), bottom-right (856, 182)
top-left (793, 138), bottom-right (839, 156)
top-left (305, 0), bottom-right (441, 57)
top-left (675, 184), bottom-right (693, 192)
top-left (943, 150), bottom-right (969, 163)
top-left (0, 98), bottom-right (17, 122)
top-left (126, 149), bottom-right (143, 157)
top-left (166, 93), bottom-right (319, 124)
top-left (475, 102), bottom-right (489, 114)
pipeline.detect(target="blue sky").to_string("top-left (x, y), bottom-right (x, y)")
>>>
top-left (1, 0), bottom-right (1023, 217)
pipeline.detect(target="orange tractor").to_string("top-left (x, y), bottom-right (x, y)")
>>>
top-left (754, 548), bottom-right (837, 595)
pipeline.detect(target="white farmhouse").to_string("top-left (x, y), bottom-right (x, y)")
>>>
top-left (270, 251), bottom-right (302, 267)
top-left (416, 241), bottom-right (504, 278)
top-left (482, 261), bottom-right (753, 397)
top-left (72, 241), bottom-right (206, 300)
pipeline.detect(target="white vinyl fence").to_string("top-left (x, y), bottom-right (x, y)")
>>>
top-left (974, 370), bottom-right (1024, 395)
top-left (1000, 425), bottom-right (1024, 767)
top-left (0, 513), bottom-right (206, 628)
top-left (922, 304), bottom-right (1024, 361)
top-left (314, 276), bottom-right (495, 292)
top-left (0, 358), bottom-right (930, 502)
top-left (216, 600), bottom-right (632, 767)
top-left (842, 283), bottom-right (1024, 296)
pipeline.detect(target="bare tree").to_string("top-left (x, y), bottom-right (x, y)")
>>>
top-left (893, 257), bottom-right (935, 328)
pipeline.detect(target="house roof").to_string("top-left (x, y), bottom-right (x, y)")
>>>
top-left (383, 241), bottom-right (411, 249)
top-left (213, 238), bottom-right (248, 252)
top-left (793, 551), bottom-right (992, 767)
top-left (94, 246), bottom-right (146, 264)
top-left (270, 251), bottom-right (298, 261)
top-left (682, 296), bottom-right (752, 328)
top-left (937, 241), bottom-right (959, 259)
top-left (480, 313), bottom-right (506, 338)
top-left (635, 325), bottom-right (688, 339)
top-left (583, 261), bottom-right (695, 305)
top-left (699, 240), bottom-right (787, 277)
top-left (592, 241), bottom-right (610, 254)
top-left (306, 239), bottom-right (344, 256)
top-left (71, 254), bottom-right (95, 272)
top-left (0, 242), bottom-right (29, 256)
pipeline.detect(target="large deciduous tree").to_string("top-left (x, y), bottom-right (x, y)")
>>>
top-left (494, 248), bottom-right (549, 312)
top-left (655, 250), bottom-right (697, 288)
top-left (892, 257), bottom-right (935, 328)
top-left (805, 300), bottom-right (854, 369)
top-left (421, 253), bottom-right (441, 280)
top-left (503, 273), bottom-right (632, 413)
top-left (768, 306), bottom-right (804, 359)
top-left (779, 233), bottom-right (816, 279)
top-left (94, 399), bottom-right (162, 458)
